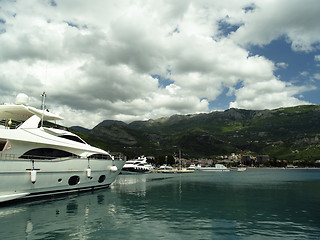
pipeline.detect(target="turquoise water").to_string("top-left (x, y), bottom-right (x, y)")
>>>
top-left (0, 169), bottom-right (319, 239)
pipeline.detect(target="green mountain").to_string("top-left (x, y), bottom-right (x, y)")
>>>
top-left (70, 105), bottom-right (320, 161)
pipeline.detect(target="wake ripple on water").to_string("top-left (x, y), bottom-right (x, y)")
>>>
top-left (0, 169), bottom-right (319, 240)
top-left (235, 220), bottom-right (320, 240)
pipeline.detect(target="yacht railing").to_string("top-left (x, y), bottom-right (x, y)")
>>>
top-left (0, 119), bottom-right (68, 130)
top-left (110, 152), bottom-right (126, 161)
top-left (0, 153), bottom-right (121, 162)
top-left (0, 119), bottom-right (23, 129)
top-left (0, 153), bottom-right (76, 162)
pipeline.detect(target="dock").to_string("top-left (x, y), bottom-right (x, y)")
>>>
top-left (150, 168), bottom-right (194, 174)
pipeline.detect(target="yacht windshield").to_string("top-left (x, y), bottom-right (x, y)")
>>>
top-left (88, 154), bottom-right (112, 160)
top-left (19, 148), bottom-right (77, 160)
top-left (59, 135), bottom-right (86, 144)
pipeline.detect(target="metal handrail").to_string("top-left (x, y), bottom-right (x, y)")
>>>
top-left (0, 153), bottom-right (113, 162)
top-left (0, 119), bottom-right (23, 129)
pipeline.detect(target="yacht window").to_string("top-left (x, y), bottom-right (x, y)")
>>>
top-left (59, 135), bottom-right (86, 144)
top-left (19, 148), bottom-right (75, 159)
top-left (88, 154), bottom-right (112, 160)
top-left (0, 141), bottom-right (6, 151)
top-left (0, 140), bottom-right (11, 151)
top-left (98, 175), bottom-right (106, 183)
top-left (68, 175), bottom-right (80, 186)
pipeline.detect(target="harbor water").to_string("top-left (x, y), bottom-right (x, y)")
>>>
top-left (0, 169), bottom-right (319, 239)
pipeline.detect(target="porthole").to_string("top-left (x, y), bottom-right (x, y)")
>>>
top-left (68, 175), bottom-right (80, 186)
top-left (58, 178), bottom-right (63, 183)
top-left (98, 175), bottom-right (106, 183)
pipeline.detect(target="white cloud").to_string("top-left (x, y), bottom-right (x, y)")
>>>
top-left (0, 0), bottom-right (318, 128)
top-left (276, 62), bottom-right (288, 69)
top-left (313, 73), bottom-right (320, 81)
top-left (300, 71), bottom-right (310, 77)
top-left (230, 0), bottom-right (320, 52)
top-left (229, 79), bottom-right (314, 110)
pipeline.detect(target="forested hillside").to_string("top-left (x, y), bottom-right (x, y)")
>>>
top-left (71, 105), bottom-right (320, 162)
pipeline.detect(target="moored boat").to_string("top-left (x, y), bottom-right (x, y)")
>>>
top-left (231, 165), bottom-right (247, 172)
top-left (197, 164), bottom-right (230, 172)
top-left (121, 156), bottom-right (154, 173)
top-left (152, 165), bottom-right (194, 173)
top-left (236, 167), bottom-right (247, 172)
top-left (0, 93), bottom-right (125, 203)
top-left (154, 164), bottom-right (174, 173)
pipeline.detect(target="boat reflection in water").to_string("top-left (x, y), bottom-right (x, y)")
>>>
top-left (0, 170), bottom-right (319, 240)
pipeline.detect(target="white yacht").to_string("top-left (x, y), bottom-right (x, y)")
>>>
top-left (158, 164), bottom-right (173, 171)
top-left (121, 156), bottom-right (153, 173)
top-left (0, 93), bottom-right (125, 203)
top-left (197, 164), bottom-right (230, 172)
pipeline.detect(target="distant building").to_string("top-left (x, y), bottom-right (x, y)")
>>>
top-left (228, 153), bottom-right (239, 161)
top-left (241, 155), bottom-right (252, 166)
top-left (257, 155), bottom-right (269, 164)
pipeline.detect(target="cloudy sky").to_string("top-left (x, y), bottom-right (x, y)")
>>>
top-left (0, 0), bottom-right (320, 128)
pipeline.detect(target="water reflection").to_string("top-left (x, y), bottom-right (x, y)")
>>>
top-left (0, 170), bottom-right (318, 239)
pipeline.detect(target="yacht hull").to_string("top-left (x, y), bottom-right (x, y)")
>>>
top-left (197, 168), bottom-right (230, 172)
top-left (121, 168), bottom-right (150, 173)
top-left (0, 157), bottom-right (125, 203)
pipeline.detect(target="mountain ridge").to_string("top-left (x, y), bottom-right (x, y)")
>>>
top-left (70, 105), bottom-right (320, 161)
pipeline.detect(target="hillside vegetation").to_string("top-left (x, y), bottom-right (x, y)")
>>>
top-left (71, 105), bottom-right (320, 161)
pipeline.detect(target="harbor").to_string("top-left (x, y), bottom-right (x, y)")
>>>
top-left (1, 1), bottom-right (320, 239)
top-left (0, 168), bottom-right (319, 240)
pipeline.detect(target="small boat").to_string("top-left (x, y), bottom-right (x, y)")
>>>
top-left (158, 164), bottom-right (173, 171)
top-left (187, 164), bottom-right (196, 170)
top-left (152, 165), bottom-right (194, 173)
top-left (151, 164), bottom-right (173, 173)
top-left (187, 164), bottom-right (202, 170)
top-left (175, 168), bottom-right (194, 173)
top-left (236, 167), bottom-right (247, 172)
top-left (121, 156), bottom-right (154, 173)
top-left (0, 93), bottom-right (125, 203)
top-left (197, 164), bottom-right (230, 172)
top-left (231, 165), bottom-right (247, 172)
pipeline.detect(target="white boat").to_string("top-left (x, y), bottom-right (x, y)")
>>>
top-left (152, 164), bottom-right (173, 173)
top-left (236, 167), bottom-right (247, 172)
top-left (187, 164), bottom-right (196, 170)
top-left (152, 165), bottom-right (194, 173)
top-left (197, 164), bottom-right (230, 172)
top-left (121, 156), bottom-right (153, 173)
top-left (158, 164), bottom-right (173, 171)
top-left (187, 164), bottom-right (202, 170)
top-left (231, 165), bottom-right (247, 172)
top-left (0, 93), bottom-right (125, 203)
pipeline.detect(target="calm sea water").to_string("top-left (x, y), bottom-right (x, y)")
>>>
top-left (0, 169), bottom-right (319, 240)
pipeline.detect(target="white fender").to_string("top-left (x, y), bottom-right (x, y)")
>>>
top-left (109, 165), bottom-right (118, 172)
top-left (30, 169), bottom-right (37, 184)
top-left (86, 168), bottom-right (91, 178)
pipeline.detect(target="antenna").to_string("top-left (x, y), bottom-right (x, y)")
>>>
top-left (41, 91), bottom-right (46, 127)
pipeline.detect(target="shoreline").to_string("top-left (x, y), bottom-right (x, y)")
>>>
top-left (247, 167), bottom-right (320, 170)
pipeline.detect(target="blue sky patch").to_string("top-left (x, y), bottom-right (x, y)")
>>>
top-left (152, 74), bottom-right (175, 88)
top-left (248, 37), bottom-right (320, 104)
top-left (217, 19), bottom-right (241, 38)
top-left (49, 0), bottom-right (57, 7)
